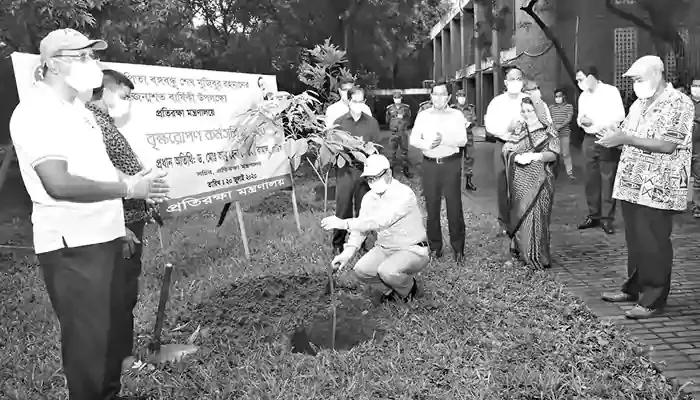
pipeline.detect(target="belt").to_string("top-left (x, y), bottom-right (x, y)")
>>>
top-left (416, 240), bottom-right (428, 247)
top-left (495, 137), bottom-right (506, 144)
top-left (422, 152), bottom-right (461, 164)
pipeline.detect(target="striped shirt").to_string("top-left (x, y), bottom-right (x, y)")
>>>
top-left (549, 103), bottom-right (574, 136)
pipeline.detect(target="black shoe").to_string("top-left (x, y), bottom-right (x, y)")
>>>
top-left (404, 278), bottom-right (419, 302)
top-left (370, 290), bottom-right (397, 306)
top-left (464, 177), bottom-right (477, 191)
top-left (430, 249), bottom-right (443, 259)
top-left (403, 167), bottom-right (413, 179)
top-left (602, 221), bottom-right (614, 235)
top-left (577, 216), bottom-right (600, 230)
top-left (454, 251), bottom-right (464, 263)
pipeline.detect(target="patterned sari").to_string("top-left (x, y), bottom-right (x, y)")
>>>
top-left (502, 122), bottom-right (560, 269)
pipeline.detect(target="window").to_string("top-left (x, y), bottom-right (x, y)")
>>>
top-left (614, 27), bottom-right (638, 95)
top-left (664, 28), bottom-right (688, 85)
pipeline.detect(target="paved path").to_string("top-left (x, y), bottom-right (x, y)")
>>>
top-left (463, 139), bottom-right (700, 395)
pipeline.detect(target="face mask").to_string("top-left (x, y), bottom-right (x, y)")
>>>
top-left (394, 99), bottom-right (401, 104)
top-left (554, 97), bottom-right (563, 104)
top-left (506, 80), bottom-right (523, 94)
top-left (432, 96), bottom-right (449, 109)
top-left (633, 80), bottom-right (657, 99)
top-left (349, 103), bottom-right (364, 114)
top-left (64, 60), bottom-right (103, 93)
top-left (369, 177), bottom-right (390, 194)
top-left (108, 98), bottom-right (131, 119)
top-left (691, 87), bottom-right (700, 98)
top-left (457, 97), bottom-right (466, 105)
top-left (578, 81), bottom-right (587, 92)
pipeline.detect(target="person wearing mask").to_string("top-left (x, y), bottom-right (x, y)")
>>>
top-left (86, 69), bottom-right (158, 372)
top-left (9, 28), bottom-right (169, 400)
top-left (321, 154), bottom-right (429, 305)
top-left (690, 78), bottom-right (700, 218)
top-left (575, 65), bottom-right (626, 234)
top-left (597, 56), bottom-right (693, 319)
top-left (451, 89), bottom-right (477, 191)
top-left (502, 96), bottom-right (560, 269)
top-left (385, 90), bottom-right (412, 178)
top-left (331, 86), bottom-right (381, 254)
top-left (325, 76), bottom-right (372, 128)
top-left (410, 81), bottom-right (467, 262)
top-left (550, 88), bottom-right (575, 179)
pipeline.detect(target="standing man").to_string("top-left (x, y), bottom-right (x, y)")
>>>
top-left (550, 88), bottom-right (576, 179)
top-left (385, 90), bottom-right (412, 178)
top-left (9, 28), bottom-right (168, 399)
top-left (598, 56), bottom-right (693, 319)
top-left (418, 99), bottom-right (432, 114)
top-left (575, 66), bottom-right (626, 234)
top-left (410, 81), bottom-right (467, 261)
top-left (484, 66), bottom-right (529, 234)
top-left (325, 76), bottom-right (372, 128)
top-left (451, 89), bottom-right (477, 191)
top-left (331, 86), bottom-right (381, 254)
top-left (321, 154), bottom-right (429, 305)
top-left (690, 78), bottom-right (700, 218)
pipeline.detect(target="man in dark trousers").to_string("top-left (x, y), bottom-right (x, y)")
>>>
top-left (410, 81), bottom-right (468, 262)
top-left (451, 89), bottom-right (477, 191)
top-left (331, 86), bottom-right (381, 254)
top-left (385, 90), bottom-right (412, 178)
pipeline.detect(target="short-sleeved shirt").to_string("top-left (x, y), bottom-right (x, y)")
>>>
top-left (325, 101), bottom-right (372, 128)
top-left (333, 112), bottom-right (381, 144)
top-left (10, 83), bottom-right (125, 253)
top-left (612, 87), bottom-right (694, 211)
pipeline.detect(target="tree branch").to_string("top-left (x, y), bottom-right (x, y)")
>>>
top-left (521, 0), bottom-right (577, 86)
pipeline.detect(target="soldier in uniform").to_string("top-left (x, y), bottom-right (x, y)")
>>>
top-left (385, 90), bottom-right (412, 178)
top-left (451, 89), bottom-right (477, 191)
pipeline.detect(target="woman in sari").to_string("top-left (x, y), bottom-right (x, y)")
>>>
top-left (502, 96), bottom-right (560, 269)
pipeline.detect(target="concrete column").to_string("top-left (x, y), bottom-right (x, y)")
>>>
top-left (450, 19), bottom-right (460, 83)
top-left (460, 11), bottom-right (468, 70)
top-left (473, 1), bottom-right (483, 124)
top-left (434, 36), bottom-right (443, 81)
top-left (442, 28), bottom-right (450, 81)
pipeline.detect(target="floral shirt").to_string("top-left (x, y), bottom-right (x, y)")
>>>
top-left (612, 88), bottom-right (694, 211)
top-left (86, 103), bottom-right (150, 223)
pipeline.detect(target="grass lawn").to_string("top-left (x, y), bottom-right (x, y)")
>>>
top-left (0, 165), bottom-right (693, 400)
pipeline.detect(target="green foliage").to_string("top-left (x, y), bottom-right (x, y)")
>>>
top-left (297, 39), bottom-right (354, 108)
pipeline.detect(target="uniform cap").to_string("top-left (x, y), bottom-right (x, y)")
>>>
top-left (361, 154), bottom-right (391, 177)
top-left (456, 89), bottom-right (466, 96)
top-left (40, 28), bottom-right (107, 64)
top-left (393, 90), bottom-right (402, 98)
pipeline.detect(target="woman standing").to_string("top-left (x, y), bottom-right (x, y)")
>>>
top-left (502, 96), bottom-right (560, 269)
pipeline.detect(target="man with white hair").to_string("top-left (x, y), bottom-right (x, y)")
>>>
top-left (320, 154), bottom-right (429, 305)
top-left (10, 28), bottom-right (168, 399)
top-left (597, 55), bottom-right (693, 319)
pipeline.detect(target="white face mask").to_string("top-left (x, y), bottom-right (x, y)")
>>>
top-left (457, 97), bottom-right (466, 105)
top-left (349, 102), bottom-right (364, 115)
top-left (577, 81), bottom-right (588, 92)
top-left (109, 98), bottom-right (131, 119)
top-left (64, 60), bottom-right (104, 93)
top-left (369, 177), bottom-right (390, 194)
top-left (394, 98), bottom-right (401, 104)
top-left (633, 80), bottom-right (657, 99)
top-left (691, 87), bottom-right (700, 98)
top-left (554, 97), bottom-right (563, 104)
top-left (506, 80), bottom-right (523, 94)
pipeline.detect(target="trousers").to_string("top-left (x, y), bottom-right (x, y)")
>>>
top-left (493, 141), bottom-right (509, 226)
top-left (353, 245), bottom-right (430, 296)
top-left (333, 166), bottom-right (369, 249)
top-left (582, 134), bottom-right (619, 221)
top-left (389, 130), bottom-right (410, 168)
top-left (421, 155), bottom-right (465, 253)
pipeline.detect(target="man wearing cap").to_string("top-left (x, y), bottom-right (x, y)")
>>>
top-left (597, 55), bottom-right (693, 319)
top-left (325, 76), bottom-right (372, 129)
top-left (321, 154), bottom-right (429, 304)
top-left (451, 89), bottom-right (477, 191)
top-left (9, 28), bottom-right (168, 400)
top-left (410, 81), bottom-right (468, 261)
top-left (385, 90), bottom-right (412, 178)
top-left (575, 65), bottom-right (626, 235)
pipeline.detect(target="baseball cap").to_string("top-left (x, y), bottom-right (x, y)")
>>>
top-left (393, 90), bottom-right (402, 98)
top-left (39, 28), bottom-right (107, 64)
top-left (361, 154), bottom-right (391, 177)
top-left (623, 55), bottom-right (664, 78)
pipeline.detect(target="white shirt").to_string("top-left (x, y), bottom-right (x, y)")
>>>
top-left (577, 81), bottom-right (625, 134)
top-left (10, 84), bottom-right (125, 254)
top-left (484, 92), bottom-right (552, 141)
top-left (409, 107), bottom-right (467, 158)
top-left (325, 100), bottom-right (372, 128)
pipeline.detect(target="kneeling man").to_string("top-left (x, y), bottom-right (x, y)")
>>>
top-left (321, 154), bottom-right (430, 304)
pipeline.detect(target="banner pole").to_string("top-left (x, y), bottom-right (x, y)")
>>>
top-left (234, 202), bottom-right (251, 259)
top-left (0, 144), bottom-right (15, 193)
top-left (289, 173), bottom-right (302, 233)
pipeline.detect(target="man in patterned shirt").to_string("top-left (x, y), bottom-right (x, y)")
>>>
top-left (597, 56), bottom-right (694, 319)
top-left (86, 69), bottom-right (152, 368)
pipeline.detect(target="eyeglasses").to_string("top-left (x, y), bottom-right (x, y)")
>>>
top-left (366, 170), bottom-right (386, 183)
top-left (54, 52), bottom-right (100, 63)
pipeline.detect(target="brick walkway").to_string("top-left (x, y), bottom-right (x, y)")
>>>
top-left (465, 140), bottom-right (700, 395)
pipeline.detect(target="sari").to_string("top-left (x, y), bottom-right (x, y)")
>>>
top-left (502, 121), bottom-right (560, 269)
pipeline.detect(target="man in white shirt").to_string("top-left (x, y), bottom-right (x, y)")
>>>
top-left (575, 65), bottom-right (626, 234)
top-left (410, 81), bottom-right (468, 261)
top-left (325, 76), bottom-right (372, 128)
top-left (10, 28), bottom-right (168, 400)
top-left (321, 154), bottom-right (429, 305)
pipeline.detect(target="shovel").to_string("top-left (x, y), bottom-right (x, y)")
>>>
top-left (147, 225), bottom-right (198, 364)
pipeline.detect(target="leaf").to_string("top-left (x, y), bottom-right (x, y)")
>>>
top-left (351, 151), bottom-right (367, 162)
top-left (295, 138), bottom-right (309, 157)
top-left (292, 154), bottom-right (301, 170)
top-left (336, 155), bottom-right (346, 168)
top-left (318, 143), bottom-right (332, 168)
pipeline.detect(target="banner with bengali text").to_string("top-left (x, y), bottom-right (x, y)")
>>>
top-left (10, 52), bottom-right (292, 216)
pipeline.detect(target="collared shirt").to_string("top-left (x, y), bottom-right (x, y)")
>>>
top-left (345, 179), bottom-right (427, 250)
top-left (613, 87), bottom-right (694, 211)
top-left (334, 112), bottom-right (381, 144)
top-left (484, 92), bottom-right (531, 141)
top-left (577, 82), bottom-right (625, 134)
top-left (86, 103), bottom-right (149, 224)
top-left (325, 100), bottom-right (372, 128)
top-left (549, 102), bottom-right (574, 136)
top-left (409, 106), bottom-right (467, 158)
top-left (9, 83), bottom-right (125, 253)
